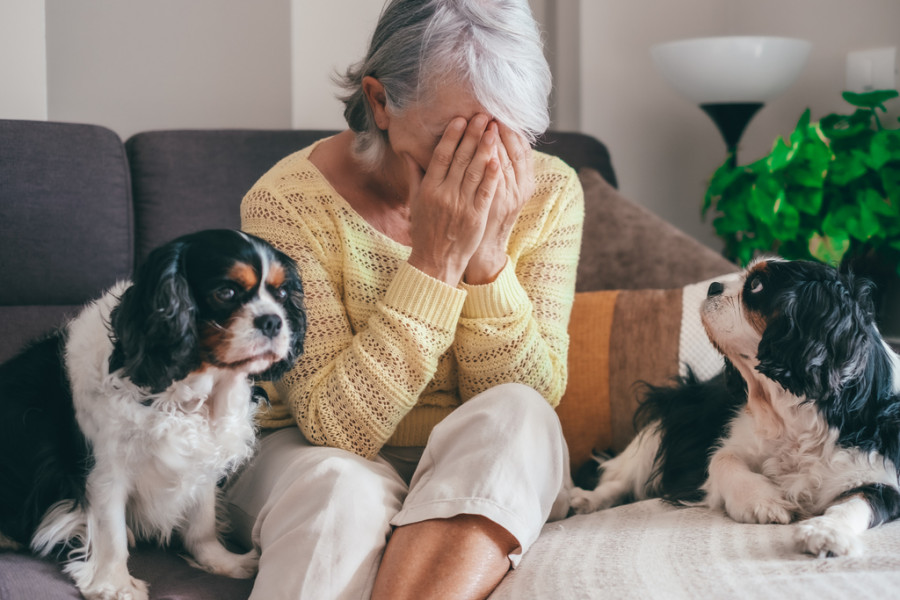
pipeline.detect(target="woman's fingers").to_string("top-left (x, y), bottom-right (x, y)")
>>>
top-left (497, 122), bottom-right (534, 201)
top-left (474, 150), bottom-right (502, 215)
top-left (494, 135), bottom-right (515, 193)
top-left (445, 114), bottom-right (491, 185)
top-left (426, 117), bottom-right (468, 182)
top-left (459, 121), bottom-right (498, 204)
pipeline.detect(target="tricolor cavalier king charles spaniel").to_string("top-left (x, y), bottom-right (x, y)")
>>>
top-left (571, 259), bottom-right (900, 557)
top-left (0, 230), bottom-right (305, 600)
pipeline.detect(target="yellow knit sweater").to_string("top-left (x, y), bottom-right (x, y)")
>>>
top-left (241, 139), bottom-right (584, 459)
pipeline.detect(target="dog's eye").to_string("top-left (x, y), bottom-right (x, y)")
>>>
top-left (748, 276), bottom-right (764, 294)
top-left (213, 286), bottom-right (237, 303)
top-left (272, 287), bottom-right (288, 302)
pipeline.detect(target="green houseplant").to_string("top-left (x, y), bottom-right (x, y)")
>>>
top-left (703, 89), bottom-right (900, 277)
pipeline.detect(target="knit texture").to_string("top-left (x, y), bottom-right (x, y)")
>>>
top-left (241, 139), bottom-right (584, 458)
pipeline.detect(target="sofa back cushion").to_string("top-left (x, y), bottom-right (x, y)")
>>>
top-left (0, 119), bottom-right (132, 361)
top-left (127, 129), bottom-right (340, 267)
top-left (558, 277), bottom-right (729, 475)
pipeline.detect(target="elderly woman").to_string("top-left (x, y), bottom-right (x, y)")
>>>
top-left (225, 0), bottom-right (584, 598)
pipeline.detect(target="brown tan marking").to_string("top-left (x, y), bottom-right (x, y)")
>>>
top-left (266, 263), bottom-right (286, 289)
top-left (228, 262), bottom-right (259, 291)
top-left (744, 261), bottom-right (771, 336)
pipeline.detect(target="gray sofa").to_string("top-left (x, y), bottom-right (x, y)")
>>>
top-left (6, 119), bottom-right (893, 600)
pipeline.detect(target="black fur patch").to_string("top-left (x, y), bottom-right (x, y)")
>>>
top-left (636, 362), bottom-right (746, 504)
top-left (0, 332), bottom-right (93, 546)
top-left (838, 483), bottom-right (900, 528)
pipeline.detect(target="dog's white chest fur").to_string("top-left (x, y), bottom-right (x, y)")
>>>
top-left (64, 285), bottom-right (257, 540)
top-left (717, 399), bottom-right (898, 518)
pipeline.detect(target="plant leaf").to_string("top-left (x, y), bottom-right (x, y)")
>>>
top-left (771, 201), bottom-right (801, 240)
top-left (881, 165), bottom-right (900, 204)
top-left (829, 203), bottom-right (880, 241)
top-left (704, 157), bottom-right (746, 215)
top-left (871, 130), bottom-right (900, 170)
top-left (713, 208), bottom-right (750, 234)
top-left (767, 137), bottom-right (796, 171)
top-left (820, 111), bottom-right (869, 140)
top-left (792, 186), bottom-right (824, 214)
top-left (860, 187), bottom-right (898, 217)
top-left (749, 176), bottom-right (781, 225)
top-left (808, 232), bottom-right (850, 266)
top-left (842, 89), bottom-right (899, 109)
top-left (828, 151), bottom-right (869, 185)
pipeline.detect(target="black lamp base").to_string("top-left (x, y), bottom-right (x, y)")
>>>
top-left (700, 102), bottom-right (764, 166)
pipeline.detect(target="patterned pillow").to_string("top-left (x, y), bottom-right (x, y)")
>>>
top-left (557, 276), bottom-right (730, 474)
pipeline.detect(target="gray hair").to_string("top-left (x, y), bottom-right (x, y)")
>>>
top-left (336, 0), bottom-right (551, 168)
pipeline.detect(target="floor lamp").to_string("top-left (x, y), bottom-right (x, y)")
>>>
top-left (651, 36), bottom-right (812, 166)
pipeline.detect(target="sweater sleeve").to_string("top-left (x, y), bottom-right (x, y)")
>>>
top-left (454, 158), bottom-right (584, 406)
top-left (242, 177), bottom-right (467, 459)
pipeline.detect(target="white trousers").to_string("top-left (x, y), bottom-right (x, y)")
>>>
top-left (223, 383), bottom-right (571, 600)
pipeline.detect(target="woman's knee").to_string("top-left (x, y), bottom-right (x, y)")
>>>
top-left (253, 448), bottom-right (406, 551)
top-left (463, 383), bottom-right (561, 439)
top-left (277, 448), bottom-right (406, 518)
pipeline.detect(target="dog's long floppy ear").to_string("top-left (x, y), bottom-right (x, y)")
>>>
top-left (109, 239), bottom-right (199, 393)
top-left (257, 254), bottom-right (307, 382)
top-left (756, 272), bottom-right (877, 403)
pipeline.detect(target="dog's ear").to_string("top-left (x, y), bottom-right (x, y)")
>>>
top-left (756, 273), bottom-right (875, 403)
top-left (109, 239), bottom-right (199, 393)
top-left (257, 258), bottom-right (306, 382)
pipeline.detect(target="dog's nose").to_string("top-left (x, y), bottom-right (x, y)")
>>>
top-left (255, 314), bottom-right (283, 338)
top-left (707, 281), bottom-right (724, 297)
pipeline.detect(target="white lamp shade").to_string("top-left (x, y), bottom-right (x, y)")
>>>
top-left (651, 36), bottom-right (812, 104)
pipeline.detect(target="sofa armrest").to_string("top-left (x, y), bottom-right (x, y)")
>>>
top-left (576, 168), bottom-right (734, 292)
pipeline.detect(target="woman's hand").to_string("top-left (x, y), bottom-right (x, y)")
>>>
top-left (406, 114), bottom-right (502, 286)
top-left (463, 122), bottom-right (535, 284)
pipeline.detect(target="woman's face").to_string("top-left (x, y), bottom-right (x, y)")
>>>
top-left (384, 79), bottom-right (489, 174)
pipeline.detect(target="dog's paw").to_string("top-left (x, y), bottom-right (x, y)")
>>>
top-left (569, 483), bottom-right (624, 515)
top-left (795, 516), bottom-right (863, 558)
top-left (569, 487), bottom-right (600, 514)
top-left (0, 531), bottom-right (23, 551)
top-left (188, 543), bottom-right (259, 579)
top-left (723, 489), bottom-right (792, 524)
top-left (66, 559), bottom-right (149, 600)
top-left (221, 548), bottom-right (259, 579)
top-left (79, 576), bottom-right (149, 600)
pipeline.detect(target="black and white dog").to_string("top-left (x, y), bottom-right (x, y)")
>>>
top-left (571, 259), bottom-right (900, 557)
top-left (0, 229), bottom-right (306, 600)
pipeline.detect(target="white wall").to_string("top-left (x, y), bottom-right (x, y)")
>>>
top-left (580, 0), bottom-right (900, 250)
top-left (290, 0), bottom-right (381, 129)
top-left (45, 0), bottom-right (292, 140)
top-left (0, 0), bottom-right (48, 120)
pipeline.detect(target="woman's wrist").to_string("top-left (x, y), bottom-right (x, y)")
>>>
top-left (407, 251), bottom-right (467, 287)
top-left (463, 250), bottom-right (507, 285)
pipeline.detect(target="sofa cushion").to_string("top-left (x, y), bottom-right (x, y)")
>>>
top-left (492, 500), bottom-right (900, 599)
top-left (0, 544), bottom-right (254, 600)
top-left (0, 119), bottom-right (133, 362)
top-left (576, 168), bottom-right (734, 292)
top-left (535, 131), bottom-right (617, 188)
top-left (0, 120), bottom-right (132, 306)
top-left (557, 277), bottom-right (729, 474)
top-left (127, 129), bottom-right (339, 267)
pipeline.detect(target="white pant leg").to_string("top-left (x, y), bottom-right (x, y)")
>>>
top-left (223, 427), bottom-right (407, 600)
top-left (392, 383), bottom-right (571, 566)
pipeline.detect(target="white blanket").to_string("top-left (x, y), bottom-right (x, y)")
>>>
top-left (492, 500), bottom-right (900, 599)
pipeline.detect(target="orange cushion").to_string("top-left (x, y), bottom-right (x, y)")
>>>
top-left (559, 288), bottom-right (684, 474)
